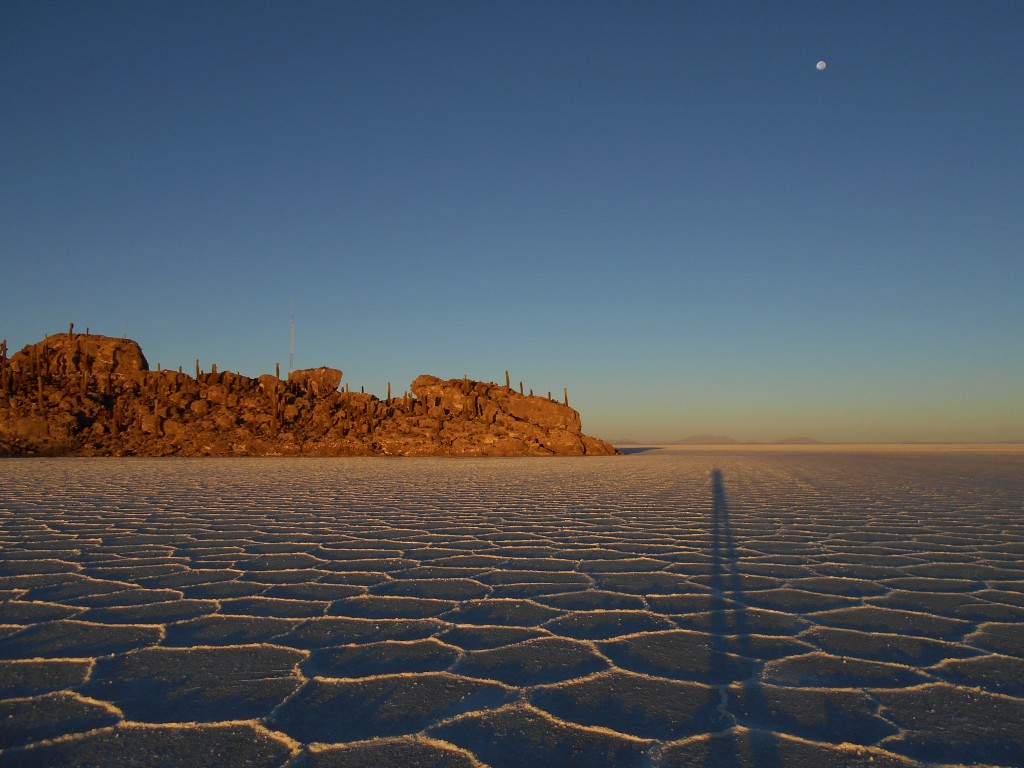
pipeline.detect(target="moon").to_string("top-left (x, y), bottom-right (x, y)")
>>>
top-left (816, 60), bottom-right (827, 71)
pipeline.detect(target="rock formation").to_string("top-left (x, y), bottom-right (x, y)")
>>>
top-left (0, 332), bottom-right (617, 457)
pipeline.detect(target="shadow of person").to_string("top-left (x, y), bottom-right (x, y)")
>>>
top-left (707, 469), bottom-right (782, 768)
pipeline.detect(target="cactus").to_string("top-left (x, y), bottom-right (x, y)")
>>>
top-left (276, 362), bottom-right (280, 380)
top-left (564, 387), bottom-right (569, 406)
top-left (68, 322), bottom-right (74, 336)
top-left (505, 370), bottom-right (510, 389)
top-left (387, 382), bottom-right (391, 400)
top-left (195, 359), bottom-right (200, 379)
top-left (519, 381), bottom-right (523, 395)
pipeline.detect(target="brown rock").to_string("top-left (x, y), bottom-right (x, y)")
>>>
top-left (140, 415), bottom-right (163, 435)
top-left (288, 367), bottom-right (342, 397)
top-left (506, 395), bottom-right (582, 432)
top-left (0, 333), bottom-right (616, 458)
top-left (6, 333), bottom-right (147, 379)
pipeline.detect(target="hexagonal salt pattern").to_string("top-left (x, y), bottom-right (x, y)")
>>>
top-left (1, 449), bottom-right (1022, 767)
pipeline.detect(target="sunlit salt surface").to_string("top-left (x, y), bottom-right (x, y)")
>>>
top-left (1, 448), bottom-right (1022, 767)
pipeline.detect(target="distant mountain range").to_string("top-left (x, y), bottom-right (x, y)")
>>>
top-left (614, 434), bottom-right (824, 446)
top-left (673, 434), bottom-right (741, 445)
top-left (673, 434), bottom-right (825, 445)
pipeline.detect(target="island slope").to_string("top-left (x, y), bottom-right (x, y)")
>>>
top-left (0, 333), bottom-right (616, 457)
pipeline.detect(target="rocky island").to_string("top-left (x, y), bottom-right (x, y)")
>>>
top-left (0, 331), bottom-right (617, 457)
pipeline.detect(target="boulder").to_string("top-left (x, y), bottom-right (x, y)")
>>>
top-left (288, 367), bottom-right (342, 397)
top-left (7, 333), bottom-right (148, 378)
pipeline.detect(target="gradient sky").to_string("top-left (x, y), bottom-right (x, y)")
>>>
top-left (2, 1), bottom-right (1022, 443)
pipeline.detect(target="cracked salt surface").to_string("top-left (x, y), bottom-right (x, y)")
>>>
top-left (0, 448), bottom-right (1022, 766)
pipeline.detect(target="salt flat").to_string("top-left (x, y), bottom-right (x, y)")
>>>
top-left (0, 448), bottom-right (1022, 767)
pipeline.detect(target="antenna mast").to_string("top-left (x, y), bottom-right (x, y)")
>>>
top-left (289, 297), bottom-right (295, 373)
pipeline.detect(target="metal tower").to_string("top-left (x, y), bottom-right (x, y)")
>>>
top-left (289, 297), bottom-right (295, 373)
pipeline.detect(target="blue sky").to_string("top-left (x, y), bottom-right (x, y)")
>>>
top-left (2, 1), bottom-right (1022, 443)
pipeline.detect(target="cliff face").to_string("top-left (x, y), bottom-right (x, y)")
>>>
top-left (0, 333), bottom-right (617, 457)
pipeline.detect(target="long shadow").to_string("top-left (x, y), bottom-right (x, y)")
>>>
top-left (706, 469), bottom-right (781, 768)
